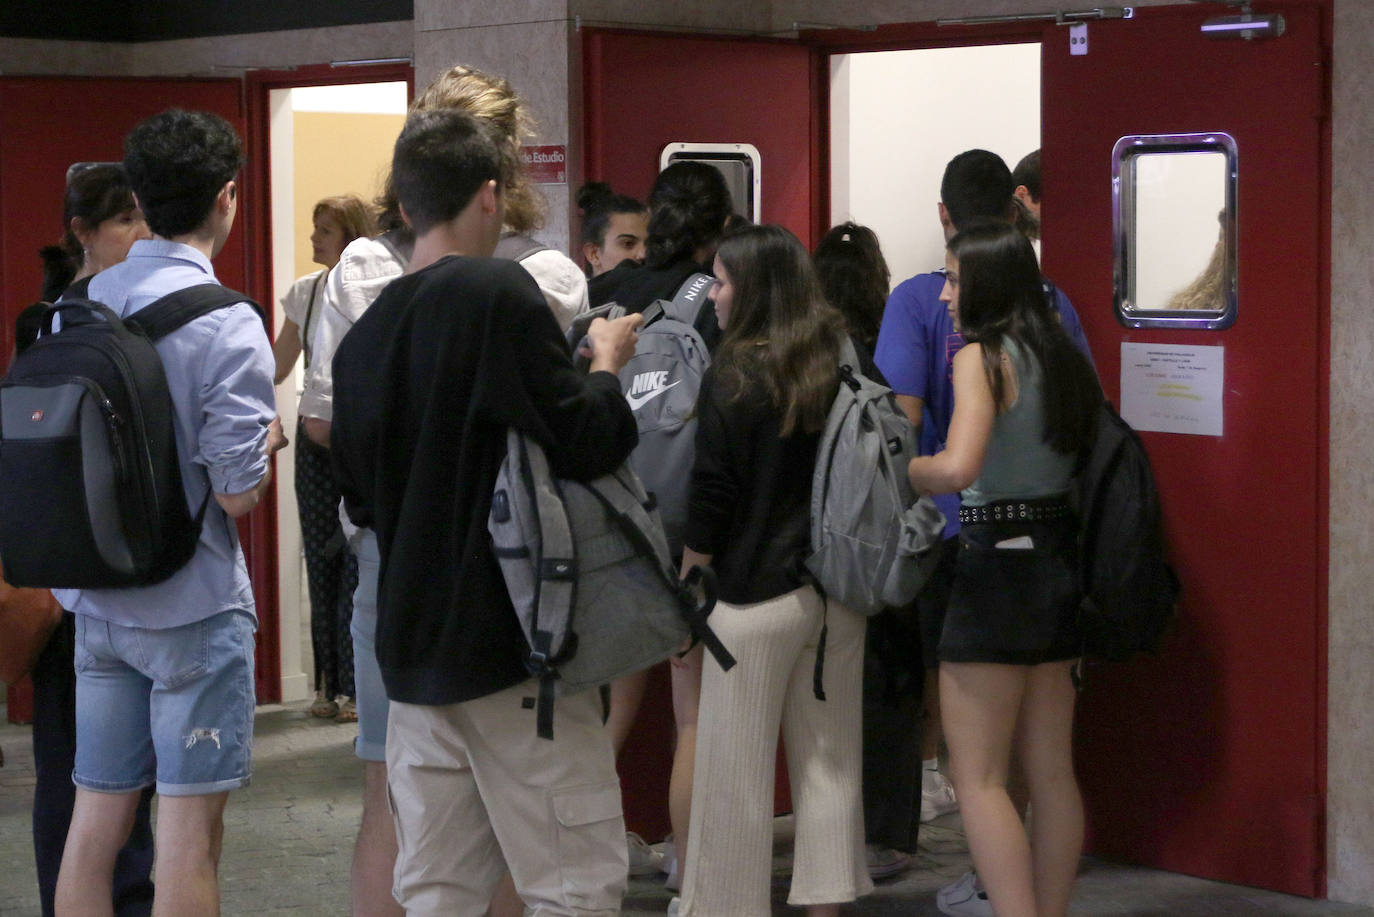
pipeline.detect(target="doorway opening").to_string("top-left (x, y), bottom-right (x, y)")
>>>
top-left (827, 43), bottom-right (1040, 285)
top-left (260, 75), bottom-right (409, 703)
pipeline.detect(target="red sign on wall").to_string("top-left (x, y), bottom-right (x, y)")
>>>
top-left (522, 145), bottom-right (567, 184)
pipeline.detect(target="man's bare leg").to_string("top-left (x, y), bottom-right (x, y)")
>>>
top-left (148, 791), bottom-right (230, 917)
top-left (55, 787), bottom-right (141, 917)
top-left (354, 761), bottom-right (405, 917)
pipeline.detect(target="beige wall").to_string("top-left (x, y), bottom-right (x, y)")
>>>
top-left (289, 111), bottom-right (402, 277)
top-left (415, 1), bottom-right (578, 254)
top-left (1326, 0), bottom-right (1374, 904)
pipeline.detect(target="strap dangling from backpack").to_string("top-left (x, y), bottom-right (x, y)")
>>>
top-left (812, 587), bottom-right (829, 701)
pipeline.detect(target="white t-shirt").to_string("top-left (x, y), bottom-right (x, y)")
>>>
top-left (279, 268), bottom-right (327, 371)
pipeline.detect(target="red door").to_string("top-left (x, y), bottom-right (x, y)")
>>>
top-left (1040, 3), bottom-right (1329, 895)
top-left (581, 30), bottom-right (818, 245)
top-left (1, 76), bottom-right (282, 711)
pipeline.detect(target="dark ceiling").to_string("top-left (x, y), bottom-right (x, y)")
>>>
top-left (0, 0), bottom-right (413, 43)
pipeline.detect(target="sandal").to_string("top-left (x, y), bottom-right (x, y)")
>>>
top-left (309, 691), bottom-right (339, 718)
top-left (335, 698), bottom-right (358, 723)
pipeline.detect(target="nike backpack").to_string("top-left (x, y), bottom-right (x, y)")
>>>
top-left (1074, 400), bottom-right (1181, 661)
top-left (489, 429), bottom-right (735, 738)
top-left (0, 285), bottom-right (263, 589)
top-left (614, 272), bottom-right (714, 556)
top-left (806, 338), bottom-right (946, 616)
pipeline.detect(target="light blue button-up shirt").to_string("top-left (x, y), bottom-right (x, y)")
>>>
top-left (52, 239), bottom-right (275, 629)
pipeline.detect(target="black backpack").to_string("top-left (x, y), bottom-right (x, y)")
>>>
top-left (0, 284), bottom-right (263, 589)
top-left (1074, 400), bottom-right (1181, 661)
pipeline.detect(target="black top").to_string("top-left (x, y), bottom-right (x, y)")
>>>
top-left (683, 339), bottom-right (882, 605)
top-left (330, 255), bottom-right (638, 705)
top-left (589, 257), bottom-right (722, 351)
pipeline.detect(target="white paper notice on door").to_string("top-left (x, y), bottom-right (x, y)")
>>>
top-left (1120, 342), bottom-right (1224, 437)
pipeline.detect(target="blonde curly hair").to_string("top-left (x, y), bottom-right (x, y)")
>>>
top-left (411, 64), bottom-right (545, 233)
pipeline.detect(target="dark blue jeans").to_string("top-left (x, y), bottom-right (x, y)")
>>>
top-left (31, 613), bottom-right (155, 917)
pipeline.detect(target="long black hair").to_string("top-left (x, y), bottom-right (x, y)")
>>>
top-left (813, 222), bottom-right (889, 350)
top-left (645, 162), bottom-right (733, 270)
top-left (39, 163), bottom-right (137, 302)
top-left (948, 221), bottom-right (1098, 454)
top-left (713, 225), bottom-right (847, 436)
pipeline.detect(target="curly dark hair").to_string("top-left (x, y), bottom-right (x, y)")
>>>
top-left (645, 162), bottom-right (733, 270)
top-left (123, 109), bottom-right (244, 238)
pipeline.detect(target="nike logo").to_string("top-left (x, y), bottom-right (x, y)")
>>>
top-left (626, 379), bottom-right (682, 411)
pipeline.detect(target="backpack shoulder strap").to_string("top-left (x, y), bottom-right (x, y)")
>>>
top-left (664, 272), bottom-right (714, 324)
top-left (640, 299), bottom-right (668, 328)
top-left (129, 283), bottom-right (264, 342)
top-left (837, 336), bottom-right (860, 372)
top-left (494, 233), bottom-right (550, 264)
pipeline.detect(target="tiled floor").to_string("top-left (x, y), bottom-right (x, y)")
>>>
top-left (1, 702), bottom-right (1369, 917)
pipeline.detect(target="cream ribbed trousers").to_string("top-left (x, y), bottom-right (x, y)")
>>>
top-left (680, 585), bottom-right (873, 916)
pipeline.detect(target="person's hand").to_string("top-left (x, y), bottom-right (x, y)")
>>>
top-left (265, 416), bottom-right (289, 456)
top-left (587, 313), bottom-right (644, 375)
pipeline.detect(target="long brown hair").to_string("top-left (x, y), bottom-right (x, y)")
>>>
top-left (713, 225), bottom-right (847, 436)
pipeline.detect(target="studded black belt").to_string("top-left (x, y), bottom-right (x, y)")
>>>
top-left (958, 498), bottom-right (1073, 526)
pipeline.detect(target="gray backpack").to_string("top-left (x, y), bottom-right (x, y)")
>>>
top-left (613, 273), bottom-right (714, 556)
top-left (806, 339), bottom-right (946, 616)
top-left (489, 429), bottom-right (735, 738)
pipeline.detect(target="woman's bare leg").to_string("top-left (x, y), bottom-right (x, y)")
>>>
top-left (668, 645), bottom-right (703, 881)
top-left (1016, 660), bottom-right (1083, 917)
top-left (940, 662), bottom-right (1036, 917)
top-left (606, 669), bottom-right (650, 756)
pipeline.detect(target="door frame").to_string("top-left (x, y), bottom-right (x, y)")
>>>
top-left (240, 60), bottom-right (413, 703)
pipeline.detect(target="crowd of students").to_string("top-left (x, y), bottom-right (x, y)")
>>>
top-left (1, 58), bottom-right (1101, 917)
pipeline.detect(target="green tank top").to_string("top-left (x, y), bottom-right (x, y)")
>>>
top-left (961, 338), bottom-right (1076, 507)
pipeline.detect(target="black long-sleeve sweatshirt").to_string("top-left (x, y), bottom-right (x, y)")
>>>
top-left (330, 255), bottom-right (638, 705)
top-left (683, 341), bottom-right (882, 605)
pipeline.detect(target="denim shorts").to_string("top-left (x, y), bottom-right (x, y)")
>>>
top-left (939, 517), bottom-right (1082, 665)
top-left (350, 530), bottom-right (389, 762)
top-left (73, 609), bottom-right (256, 796)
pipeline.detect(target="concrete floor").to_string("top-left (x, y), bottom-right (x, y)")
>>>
top-left (1, 701), bottom-right (1370, 917)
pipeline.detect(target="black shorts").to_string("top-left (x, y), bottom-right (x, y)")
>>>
top-left (913, 535), bottom-right (959, 670)
top-left (938, 517), bottom-right (1082, 665)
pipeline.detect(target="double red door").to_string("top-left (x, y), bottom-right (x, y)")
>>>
top-left (583, 1), bottom-right (1329, 894)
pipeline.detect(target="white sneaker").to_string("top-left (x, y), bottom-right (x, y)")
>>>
top-left (627, 831), bottom-right (668, 877)
top-left (667, 896), bottom-right (681, 917)
top-left (937, 871), bottom-right (992, 917)
top-left (661, 836), bottom-right (681, 890)
top-left (921, 767), bottom-right (959, 822)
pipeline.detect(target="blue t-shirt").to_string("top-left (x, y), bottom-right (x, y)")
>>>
top-left (53, 240), bottom-right (275, 629)
top-left (873, 269), bottom-right (1095, 535)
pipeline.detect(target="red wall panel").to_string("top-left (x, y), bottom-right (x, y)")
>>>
top-left (582, 30), bottom-right (816, 246)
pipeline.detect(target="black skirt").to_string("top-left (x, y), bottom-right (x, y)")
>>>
top-left (938, 516), bottom-right (1082, 665)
